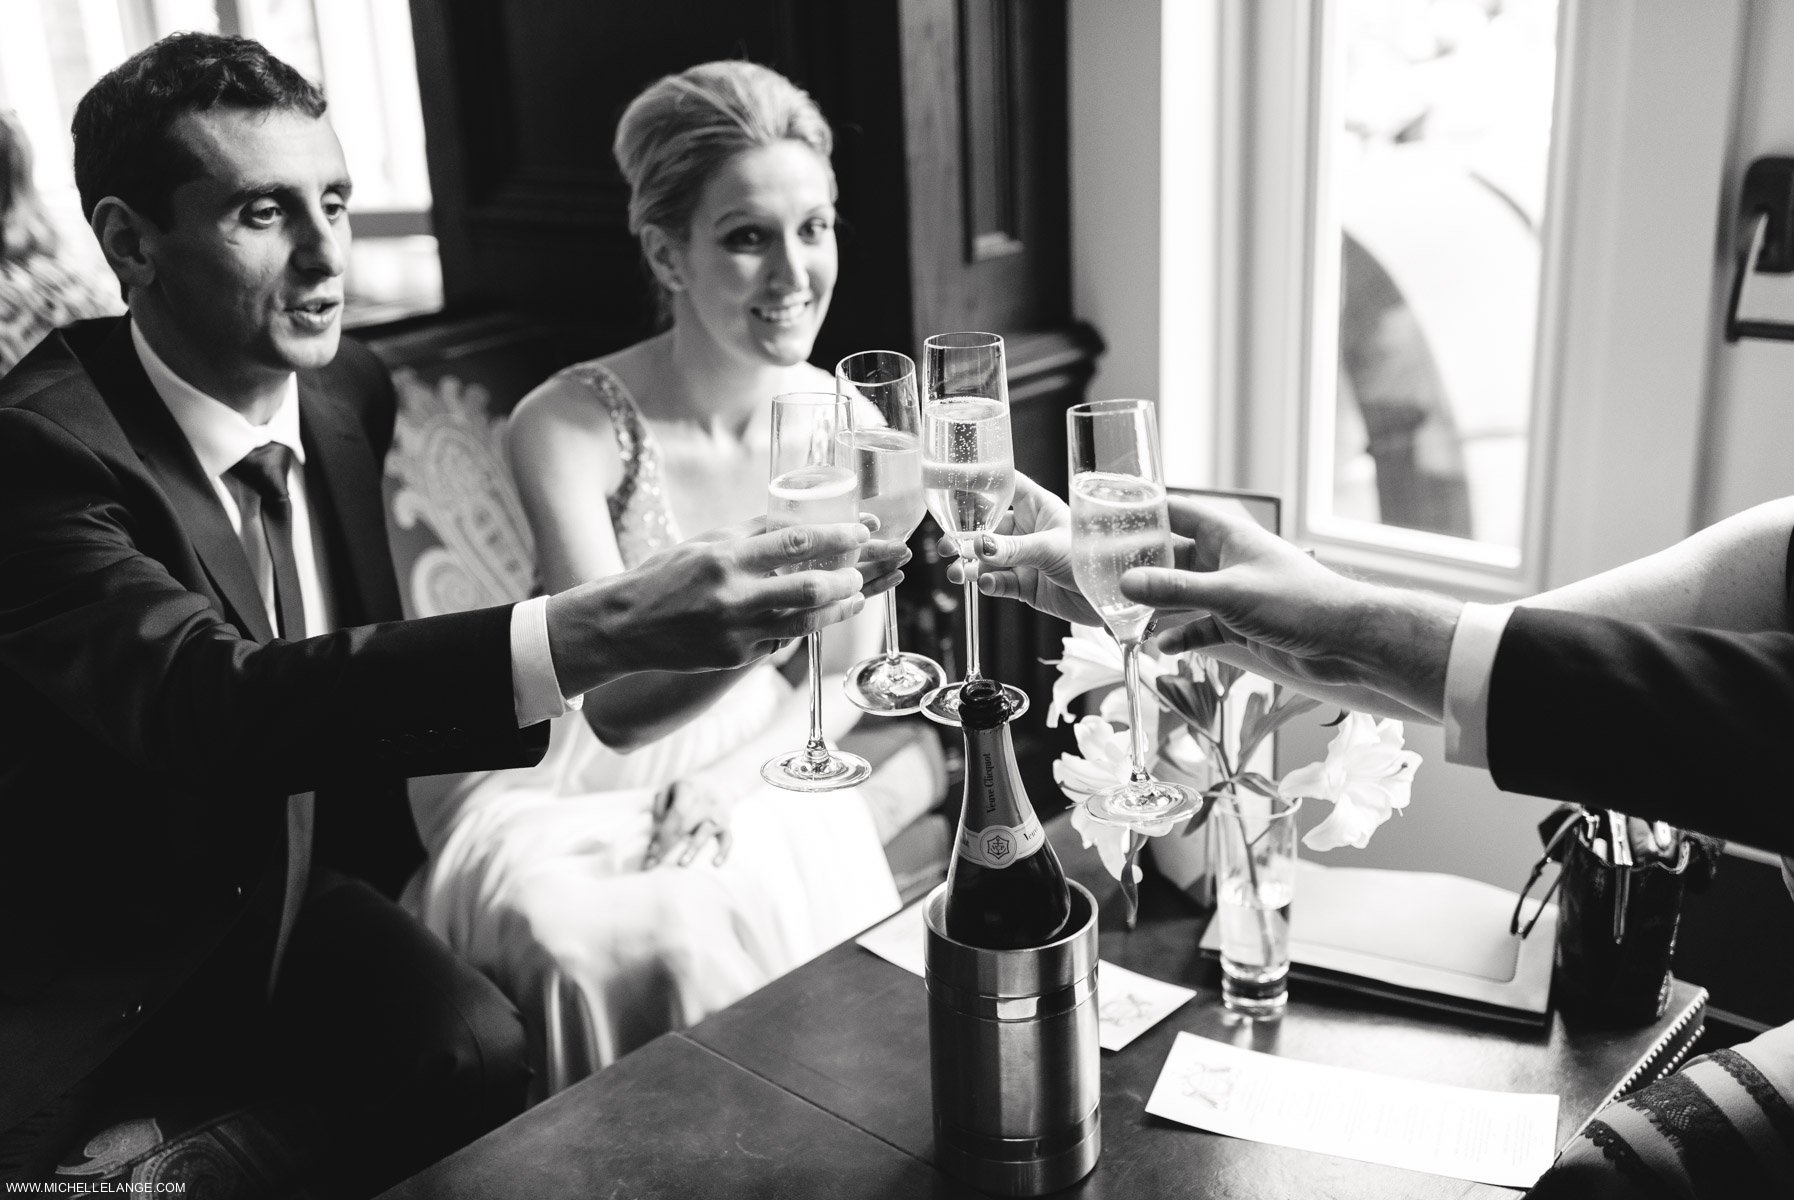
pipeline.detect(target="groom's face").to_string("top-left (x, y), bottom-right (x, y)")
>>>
top-left (137, 105), bottom-right (352, 403)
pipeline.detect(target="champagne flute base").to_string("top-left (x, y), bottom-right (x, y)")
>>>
top-left (843, 652), bottom-right (948, 715)
top-left (919, 681), bottom-right (1031, 727)
top-left (1085, 779), bottom-right (1206, 836)
top-left (761, 749), bottom-right (872, 793)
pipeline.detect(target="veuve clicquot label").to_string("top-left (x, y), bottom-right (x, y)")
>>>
top-left (956, 812), bottom-right (1046, 869)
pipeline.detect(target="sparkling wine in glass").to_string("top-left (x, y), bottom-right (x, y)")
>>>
top-left (1067, 399), bottom-right (1202, 828)
top-left (919, 332), bottom-right (1027, 726)
top-left (835, 350), bottom-right (946, 715)
top-left (761, 392), bottom-right (872, 792)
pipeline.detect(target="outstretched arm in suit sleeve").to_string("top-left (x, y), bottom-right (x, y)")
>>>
top-left (0, 404), bottom-right (544, 795)
top-left (1120, 494), bottom-right (1794, 852)
top-left (1486, 609), bottom-right (1794, 854)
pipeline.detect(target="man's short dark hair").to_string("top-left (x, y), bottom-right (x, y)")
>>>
top-left (72, 31), bottom-right (326, 228)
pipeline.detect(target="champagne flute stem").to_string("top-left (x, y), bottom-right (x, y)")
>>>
top-left (804, 631), bottom-right (828, 764)
top-left (961, 558), bottom-right (982, 681)
top-left (1120, 830), bottom-right (1143, 930)
top-left (882, 591), bottom-right (902, 666)
top-left (1123, 640), bottom-right (1151, 783)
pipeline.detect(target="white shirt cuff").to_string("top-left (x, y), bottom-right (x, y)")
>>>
top-left (510, 595), bottom-right (582, 727)
top-left (1443, 602), bottom-right (1513, 769)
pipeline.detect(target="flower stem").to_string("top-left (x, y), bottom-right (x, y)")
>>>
top-left (1226, 793), bottom-right (1280, 970)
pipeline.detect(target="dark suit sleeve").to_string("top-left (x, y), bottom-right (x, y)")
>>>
top-left (0, 403), bottom-right (546, 797)
top-left (1487, 607), bottom-right (1794, 854)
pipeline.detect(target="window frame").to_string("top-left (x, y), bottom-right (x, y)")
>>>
top-left (1226, 0), bottom-right (1577, 599)
top-left (1219, 0), bottom-right (1748, 599)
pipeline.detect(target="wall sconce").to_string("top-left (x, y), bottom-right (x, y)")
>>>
top-left (1725, 156), bottom-right (1794, 343)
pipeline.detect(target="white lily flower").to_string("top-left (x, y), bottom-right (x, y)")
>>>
top-left (1282, 713), bottom-right (1421, 851)
top-left (1054, 717), bottom-right (1138, 882)
top-left (1046, 624), bottom-right (1161, 727)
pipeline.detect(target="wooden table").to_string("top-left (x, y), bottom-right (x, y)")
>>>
top-left (383, 821), bottom-right (1705, 1199)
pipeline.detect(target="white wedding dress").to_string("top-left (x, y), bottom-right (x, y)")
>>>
top-left (407, 362), bottom-right (908, 1094)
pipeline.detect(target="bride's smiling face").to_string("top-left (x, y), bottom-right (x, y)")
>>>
top-left (662, 140), bottom-right (837, 369)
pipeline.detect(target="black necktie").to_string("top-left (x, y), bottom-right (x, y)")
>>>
top-left (227, 443), bottom-right (306, 639)
top-left (228, 442), bottom-right (314, 995)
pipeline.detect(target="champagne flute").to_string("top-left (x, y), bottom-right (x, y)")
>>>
top-left (1067, 399), bottom-right (1202, 828)
top-left (919, 332), bottom-right (1028, 726)
top-left (761, 393), bottom-right (872, 792)
top-left (835, 350), bottom-right (946, 715)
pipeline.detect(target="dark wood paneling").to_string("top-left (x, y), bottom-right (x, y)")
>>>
top-left (410, 0), bottom-right (808, 337)
top-left (959, 0), bottom-right (1022, 261)
top-left (900, 0), bottom-right (1071, 340)
top-left (410, 0), bottom-right (1073, 350)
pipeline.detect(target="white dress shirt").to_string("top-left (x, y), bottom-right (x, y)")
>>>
top-left (1442, 601), bottom-right (1514, 770)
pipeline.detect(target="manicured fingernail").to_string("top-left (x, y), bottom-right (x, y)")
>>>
top-left (979, 535), bottom-right (997, 556)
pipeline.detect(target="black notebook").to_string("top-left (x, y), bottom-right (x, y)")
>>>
top-left (1198, 861), bottom-right (1557, 1027)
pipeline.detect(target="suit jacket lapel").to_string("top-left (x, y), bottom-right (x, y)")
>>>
top-left (299, 374), bottom-right (401, 627)
top-left (93, 320), bottom-right (276, 643)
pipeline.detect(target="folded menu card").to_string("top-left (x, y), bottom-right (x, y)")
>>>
top-left (1146, 1032), bottom-right (1559, 1187)
top-left (856, 899), bottom-right (1196, 1051)
top-left (1198, 860), bottom-right (1557, 1026)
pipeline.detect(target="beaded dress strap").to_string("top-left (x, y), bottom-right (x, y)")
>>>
top-left (554, 361), bottom-right (680, 566)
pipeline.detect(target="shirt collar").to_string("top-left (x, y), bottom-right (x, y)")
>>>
top-left (130, 319), bottom-right (305, 484)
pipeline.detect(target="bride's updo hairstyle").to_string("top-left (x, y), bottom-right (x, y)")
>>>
top-left (613, 61), bottom-right (835, 313)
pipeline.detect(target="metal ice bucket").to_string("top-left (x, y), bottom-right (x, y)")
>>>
top-left (923, 880), bottom-right (1101, 1196)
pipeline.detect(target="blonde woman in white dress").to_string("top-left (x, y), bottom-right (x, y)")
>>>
top-left (409, 61), bottom-right (942, 1094)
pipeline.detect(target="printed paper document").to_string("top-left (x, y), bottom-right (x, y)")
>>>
top-left (1146, 1031), bottom-right (1559, 1187)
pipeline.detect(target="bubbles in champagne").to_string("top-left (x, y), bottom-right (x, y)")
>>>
top-left (767, 464), bottom-right (859, 572)
top-left (1069, 472), bottom-right (1169, 643)
top-left (922, 398), bottom-right (1016, 538)
top-left (837, 428), bottom-right (925, 541)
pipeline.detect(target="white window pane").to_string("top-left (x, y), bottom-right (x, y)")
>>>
top-left (1314, 0), bottom-right (1558, 555)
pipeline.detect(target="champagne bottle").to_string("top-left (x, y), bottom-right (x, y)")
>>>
top-left (943, 678), bottom-right (1073, 949)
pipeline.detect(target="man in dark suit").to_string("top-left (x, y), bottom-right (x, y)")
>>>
top-left (0, 33), bottom-right (899, 1189)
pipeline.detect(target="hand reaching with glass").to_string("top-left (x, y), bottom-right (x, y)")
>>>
top-left (919, 331), bottom-right (1028, 725)
top-left (548, 513), bottom-right (904, 692)
top-left (939, 471), bottom-right (1102, 628)
top-left (761, 392), bottom-right (874, 791)
top-left (835, 350), bottom-right (946, 715)
top-left (950, 475), bottom-right (1435, 721)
